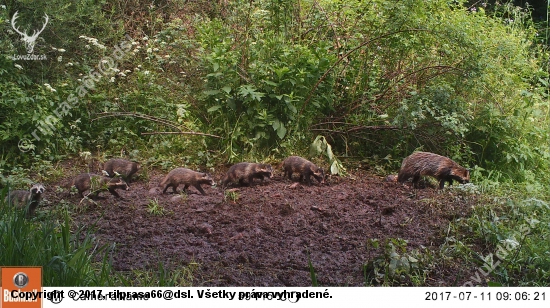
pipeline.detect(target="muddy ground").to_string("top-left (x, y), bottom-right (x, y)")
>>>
top-left (43, 164), bottom-right (478, 287)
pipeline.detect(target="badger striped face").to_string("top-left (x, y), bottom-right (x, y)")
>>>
top-left (201, 173), bottom-right (215, 185)
top-left (452, 168), bottom-right (470, 184)
top-left (314, 167), bottom-right (325, 184)
top-left (260, 164), bottom-right (274, 178)
top-left (30, 184), bottom-right (45, 194)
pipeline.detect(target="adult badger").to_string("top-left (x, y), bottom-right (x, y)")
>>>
top-left (397, 151), bottom-right (470, 189)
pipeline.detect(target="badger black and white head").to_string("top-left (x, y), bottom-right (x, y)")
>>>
top-left (30, 183), bottom-right (45, 195)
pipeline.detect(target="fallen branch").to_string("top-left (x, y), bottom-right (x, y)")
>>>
top-left (141, 131), bottom-right (221, 138)
top-left (92, 112), bottom-right (221, 138)
top-left (92, 112), bottom-right (182, 132)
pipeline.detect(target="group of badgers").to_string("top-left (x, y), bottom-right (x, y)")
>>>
top-left (4, 151), bottom-right (470, 217)
top-left (68, 156), bottom-right (326, 199)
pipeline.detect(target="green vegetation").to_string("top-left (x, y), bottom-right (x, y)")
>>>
top-left (1, 0), bottom-right (549, 286)
top-left (0, 188), bottom-right (195, 286)
top-left (0, 190), bottom-right (113, 286)
top-left (147, 198), bottom-right (166, 216)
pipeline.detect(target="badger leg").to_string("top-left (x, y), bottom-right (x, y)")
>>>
top-left (162, 185), bottom-right (170, 194)
top-left (248, 175), bottom-right (255, 186)
top-left (439, 179), bottom-right (446, 189)
top-left (412, 175), bottom-right (420, 188)
top-left (194, 185), bottom-right (207, 196)
top-left (172, 184), bottom-right (179, 193)
top-left (305, 174), bottom-right (312, 186)
top-left (182, 184), bottom-right (189, 193)
top-left (108, 188), bottom-right (122, 199)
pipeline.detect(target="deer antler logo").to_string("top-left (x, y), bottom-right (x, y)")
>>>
top-left (11, 11), bottom-right (49, 54)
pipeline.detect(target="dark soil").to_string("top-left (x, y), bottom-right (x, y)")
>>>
top-left (44, 164), bottom-right (478, 287)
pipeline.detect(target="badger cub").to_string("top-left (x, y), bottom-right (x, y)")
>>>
top-left (221, 162), bottom-right (273, 187)
top-left (70, 173), bottom-right (129, 199)
top-left (282, 156), bottom-right (325, 185)
top-left (103, 158), bottom-right (140, 183)
top-left (160, 168), bottom-right (214, 195)
top-left (5, 183), bottom-right (45, 217)
top-left (397, 151), bottom-right (470, 189)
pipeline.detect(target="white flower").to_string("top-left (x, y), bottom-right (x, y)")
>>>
top-left (119, 72), bottom-right (126, 77)
top-left (110, 76), bottom-right (115, 82)
top-left (85, 45), bottom-right (90, 49)
top-left (57, 56), bottom-right (62, 62)
top-left (153, 48), bottom-right (159, 52)
top-left (144, 70), bottom-right (150, 75)
top-left (58, 48), bottom-right (66, 53)
top-left (138, 65), bottom-right (142, 68)
top-left (131, 41), bottom-right (139, 45)
top-left (66, 62), bottom-right (73, 66)
top-left (44, 83), bottom-right (57, 92)
top-left (0, 5), bottom-right (6, 9)
top-left (124, 70), bottom-right (131, 73)
top-left (52, 47), bottom-right (58, 51)
top-left (143, 36), bottom-right (149, 41)
top-left (14, 64), bottom-right (23, 70)
top-left (164, 55), bottom-right (170, 58)
top-left (147, 48), bottom-right (152, 53)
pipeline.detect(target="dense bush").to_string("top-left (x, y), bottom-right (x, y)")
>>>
top-left (1, 0), bottom-right (548, 179)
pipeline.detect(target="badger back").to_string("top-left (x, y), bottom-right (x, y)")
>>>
top-left (159, 168), bottom-right (182, 186)
top-left (398, 151), bottom-right (469, 183)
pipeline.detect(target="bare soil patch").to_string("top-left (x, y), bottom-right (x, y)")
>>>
top-left (44, 165), bottom-right (477, 286)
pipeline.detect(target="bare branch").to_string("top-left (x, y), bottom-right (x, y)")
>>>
top-left (92, 112), bottom-right (220, 138)
top-left (92, 112), bottom-right (182, 132)
top-left (298, 29), bottom-right (430, 118)
top-left (141, 131), bottom-right (221, 138)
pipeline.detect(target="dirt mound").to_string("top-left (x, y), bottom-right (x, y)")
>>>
top-left (46, 168), bottom-right (476, 286)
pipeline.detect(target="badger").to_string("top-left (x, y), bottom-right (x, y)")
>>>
top-left (4, 183), bottom-right (45, 217)
top-left (281, 156), bottom-right (325, 185)
top-left (70, 173), bottom-right (129, 199)
top-left (397, 151), bottom-right (470, 189)
top-left (160, 168), bottom-right (214, 195)
top-left (221, 162), bottom-right (273, 187)
top-left (102, 158), bottom-right (140, 183)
